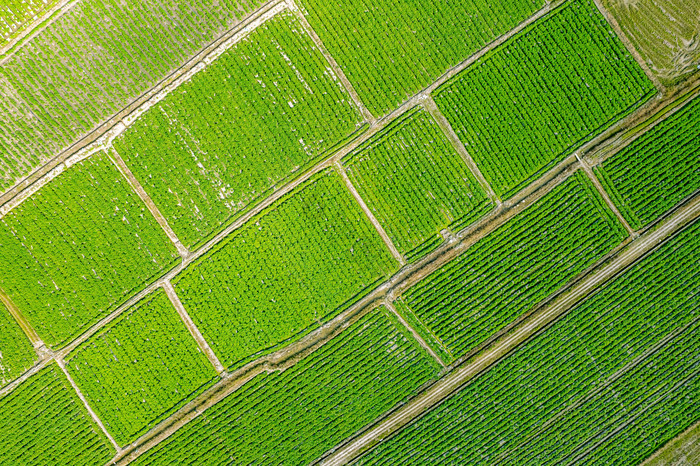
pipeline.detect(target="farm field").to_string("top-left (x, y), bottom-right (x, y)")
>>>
top-left (0, 363), bottom-right (115, 465)
top-left (342, 106), bottom-right (492, 261)
top-left (434, 0), bottom-right (655, 198)
top-left (172, 169), bottom-right (397, 369)
top-left (395, 171), bottom-right (627, 363)
top-left (0, 0), bottom-right (264, 192)
top-left (65, 289), bottom-right (218, 446)
top-left (595, 94), bottom-right (700, 230)
top-left (602, 0), bottom-right (700, 84)
top-left (295, 0), bottom-right (544, 117)
top-left (0, 0), bottom-right (58, 48)
top-left (114, 11), bottom-right (363, 248)
top-left (356, 217), bottom-right (700, 465)
top-left (0, 152), bottom-right (179, 349)
top-left (0, 299), bottom-right (35, 387)
top-left (0, 0), bottom-right (697, 464)
top-left (131, 306), bottom-right (440, 465)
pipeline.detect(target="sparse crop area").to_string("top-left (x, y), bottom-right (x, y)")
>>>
top-left (595, 94), bottom-right (700, 229)
top-left (0, 152), bottom-right (179, 348)
top-left (395, 171), bottom-right (626, 363)
top-left (0, 363), bottom-right (115, 465)
top-left (0, 0), bottom-right (698, 464)
top-left (173, 169), bottom-right (398, 369)
top-left (434, 0), bottom-right (656, 198)
top-left (65, 289), bottom-right (218, 446)
top-left (343, 106), bottom-right (492, 261)
top-left (132, 306), bottom-right (440, 465)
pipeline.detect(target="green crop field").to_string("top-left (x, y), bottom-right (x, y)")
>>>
top-left (395, 171), bottom-right (627, 363)
top-left (0, 363), bottom-right (115, 465)
top-left (434, 0), bottom-right (656, 199)
top-left (114, 11), bottom-right (364, 248)
top-left (132, 306), bottom-right (440, 465)
top-left (65, 289), bottom-right (218, 446)
top-left (343, 106), bottom-right (493, 261)
top-left (595, 94), bottom-right (700, 230)
top-left (0, 0), bottom-right (264, 191)
top-left (296, 0), bottom-right (544, 117)
top-left (357, 218), bottom-right (700, 465)
top-left (0, 299), bottom-right (35, 387)
top-left (173, 169), bottom-right (397, 369)
top-left (0, 0), bottom-right (697, 463)
top-left (0, 152), bottom-right (179, 348)
top-left (0, 0), bottom-right (58, 47)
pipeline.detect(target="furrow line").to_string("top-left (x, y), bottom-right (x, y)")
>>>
top-left (384, 300), bottom-right (446, 369)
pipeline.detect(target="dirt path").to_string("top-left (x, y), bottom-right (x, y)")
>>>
top-left (109, 148), bottom-right (188, 259)
top-left (0, 286), bottom-right (42, 348)
top-left (383, 300), bottom-right (445, 368)
top-left (318, 193), bottom-right (700, 466)
top-left (162, 281), bottom-right (225, 374)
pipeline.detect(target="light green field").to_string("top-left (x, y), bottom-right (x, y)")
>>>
top-left (65, 289), bottom-right (218, 446)
top-left (0, 152), bottom-right (179, 348)
top-left (0, 299), bottom-right (35, 387)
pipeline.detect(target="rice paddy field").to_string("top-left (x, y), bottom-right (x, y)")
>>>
top-left (0, 0), bottom-right (697, 464)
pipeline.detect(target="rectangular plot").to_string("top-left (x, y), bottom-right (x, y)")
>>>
top-left (397, 171), bottom-right (626, 363)
top-left (173, 169), bottom-right (398, 369)
top-left (595, 94), bottom-right (700, 230)
top-left (0, 363), bottom-right (115, 465)
top-left (114, 12), bottom-right (364, 249)
top-left (132, 306), bottom-right (440, 465)
top-left (356, 217), bottom-right (700, 465)
top-left (434, 0), bottom-right (655, 199)
top-left (0, 152), bottom-right (180, 349)
top-left (0, 299), bottom-right (36, 388)
top-left (343, 107), bottom-right (493, 261)
top-left (65, 288), bottom-right (218, 446)
top-left (296, 0), bottom-right (544, 117)
top-left (0, 0), bottom-right (263, 192)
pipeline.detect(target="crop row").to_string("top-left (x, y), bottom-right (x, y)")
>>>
top-left (434, 0), bottom-right (655, 199)
top-left (296, 0), bottom-right (544, 116)
top-left (356, 216), bottom-right (700, 465)
top-left (396, 170), bottom-right (626, 363)
top-left (0, 151), bottom-right (179, 349)
top-left (132, 306), bottom-right (440, 465)
top-left (0, 363), bottom-right (114, 465)
top-left (0, 0), bottom-right (58, 46)
top-left (172, 168), bottom-right (398, 370)
top-left (0, 299), bottom-right (36, 388)
top-left (64, 288), bottom-right (218, 446)
top-left (343, 106), bottom-right (493, 262)
top-left (0, 0), bottom-right (264, 191)
top-left (595, 94), bottom-right (700, 230)
top-left (113, 11), bottom-right (364, 249)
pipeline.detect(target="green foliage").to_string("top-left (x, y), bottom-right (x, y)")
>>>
top-left (343, 107), bottom-right (492, 261)
top-left (65, 289), bottom-right (218, 446)
top-left (173, 169), bottom-right (398, 369)
top-left (0, 152), bottom-right (180, 349)
top-left (133, 306), bottom-right (440, 465)
top-left (357, 218), bottom-right (700, 465)
top-left (595, 95), bottom-right (700, 230)
top-left (114, 12), bottom-right (364, 248)
top-left (0, 0), bottom-right (264, 191)
top-left (297, 0), bottom-right (543, 116)
top-left (0, 0), bottom-right (58, 46)
top-left (397, 171), bottom-right (626, 363)
top-left (0, 300), bottom-right (36, 387)
top-left (0, 363), bottom-right (115, 465)
top-left (434, 0), bottom-right (656, 199)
